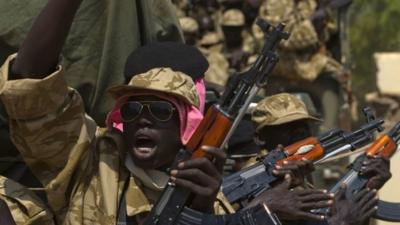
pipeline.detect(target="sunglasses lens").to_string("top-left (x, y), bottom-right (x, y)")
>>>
top-left (120, 102), bottom-right (142, 122)
top-left (149, 102), bottom-right (174, 121)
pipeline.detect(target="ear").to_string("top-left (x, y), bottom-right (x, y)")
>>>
top-left (253, 132), bottom-right (266, 147)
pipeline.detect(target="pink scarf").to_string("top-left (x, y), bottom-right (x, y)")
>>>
top-left (106, 79), bottom-right (206, 145)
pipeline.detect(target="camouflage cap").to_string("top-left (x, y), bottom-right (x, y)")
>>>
top-left (179, 17), bottom-right (199, 33)
top-left (199, 32), bottom-right (222, 46)
top-left (108, 67), bottom-right (200, 108)
top-left (221, 9), bottom-right (245, 27)
top-left (252, 93), bottom-right (322, 130)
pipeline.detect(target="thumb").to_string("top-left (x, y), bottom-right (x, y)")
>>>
top-left (280, 173), bottom-right (293, 190)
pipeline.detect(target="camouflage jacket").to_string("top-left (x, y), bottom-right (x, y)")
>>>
top-left (0, 176), bottom-right (55, 225)
top-left (259, 0), bottom-right (342, 81)
top-left (0, 55), bottom-right (234, 225)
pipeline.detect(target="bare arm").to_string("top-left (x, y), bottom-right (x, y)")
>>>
top-left (11, 0), bottom-right (83, 78)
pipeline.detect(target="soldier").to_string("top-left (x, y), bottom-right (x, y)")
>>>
top-left (179, 17), bottom-right (200, 46)
top-left (220, 9), bottom-right (256, 72)
top-left (258, 0), bottom-right (355, 132)
top-left (252, 93), bottom-right (322, 150)
top-left (0, 0), bottom-right (184, 193)
top-left (198, 32), bottom-right (230, 86)
top-left (0, 0), bottom-right (235, 224)
top-left (250, 93), bottom-right (392, 224)
top-left (0, 176), bottom-right (55, 225)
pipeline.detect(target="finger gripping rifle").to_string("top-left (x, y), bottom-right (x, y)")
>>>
top-left (143, 19), bottom-right (289, 225)
top-left (314, 121), bottom-right (400, 221)
top-left (222, 108), bottom-right (384, 206)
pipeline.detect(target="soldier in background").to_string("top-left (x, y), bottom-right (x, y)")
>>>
top-left (251, 93), bottom-right (322, 151)
top-left (198, 32), bottom-right (230, 86)
top-left (259, 0), bottom-right (344, 83)
top-left (220, 9), bottom-right (256, 72)
top-left (179, 16), bottom-right (200, 46)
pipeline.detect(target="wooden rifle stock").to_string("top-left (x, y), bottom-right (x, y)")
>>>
top-left (186, 105), bottom-right (232, 159)
top-left (281, 137), bottom-right (325, 163)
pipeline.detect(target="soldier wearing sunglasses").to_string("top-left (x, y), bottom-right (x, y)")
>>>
top-left (0, 0), bottom-right (236, 224)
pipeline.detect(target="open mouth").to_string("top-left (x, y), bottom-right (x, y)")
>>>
top-left (132, 135), bottom-right (157, 160)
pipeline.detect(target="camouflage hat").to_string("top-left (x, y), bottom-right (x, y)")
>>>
top-left (179, 17), bottom-right (199, 33)
top-left (221, 9), bottom-right (245, 27)
top-left (252, 93), bottom-right (322, 130)
top-left (199, 32), bottom-right (222, 46)
top-left (108, 67), bottom-right (200, 108)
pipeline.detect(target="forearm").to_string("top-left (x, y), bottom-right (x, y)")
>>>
top-left (11, 0), bottom-right (83, 78)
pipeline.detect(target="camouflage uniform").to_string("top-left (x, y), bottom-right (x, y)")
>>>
top-left (220, 9), bottom-right (257, 72)
top-left (252, 93), bottom-right (321, 131)
top-left (0, 55), bottom-right (234, 225)
top-left (0, 0), bottom-right (184, 193)
top-left (198, 32), bottom-right (230, 86)
top-left (0, 176), bottom-right (54, 225)
top-left (258, 0), bottom-right (343, 81)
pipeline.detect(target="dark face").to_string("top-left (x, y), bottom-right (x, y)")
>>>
top-left (222, 26), bottom-right (244, 48)
top-left (257, 120), bottom-right (312, 150)
top-left (122, 96), bottom-right (182, 170)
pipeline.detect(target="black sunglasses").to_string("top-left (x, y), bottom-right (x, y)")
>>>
top-left (120, 101), bottom-right (176, 122)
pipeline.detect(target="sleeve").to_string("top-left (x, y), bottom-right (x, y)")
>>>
top-left (0, 54), bottom-right (97, 205)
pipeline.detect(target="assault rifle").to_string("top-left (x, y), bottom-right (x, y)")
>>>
top-left (314, 122), bottom-right (400, 222)
top-left (144, 19), bottom-right (289, 225)
top-left (222, 108), bottom-right (384, 206)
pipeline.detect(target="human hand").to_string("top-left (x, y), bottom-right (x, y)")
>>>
top-left (170, 146), bottom-right (226, 212)
top-left (359, 155), bottom-right (392, 190)
top-left (247, 175), bottom-right (333, 221)
top-left (328, 184), bottom-right (378, 225)
top-left (273, 158), bottom-right (315, 187)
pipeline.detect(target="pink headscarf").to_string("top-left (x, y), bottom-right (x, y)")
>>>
top-left (106, 79), bottom-right (206, 145)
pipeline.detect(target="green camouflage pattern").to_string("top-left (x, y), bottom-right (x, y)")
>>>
top-left (0, 57), bottom-right (232, 224)
top-left (0, 176), bottom-right (55, 225)
top-left (252, 93), bottom-right (321, 130)
top-left (108, 67), bottom-right (200, 108)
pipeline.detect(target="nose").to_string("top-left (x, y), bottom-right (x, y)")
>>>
top-left (136, 108), bottom-right (154, 127)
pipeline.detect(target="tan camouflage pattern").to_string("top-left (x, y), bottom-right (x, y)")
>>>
top-left (199, 46), bottom-right (230, 86)
top-left (0, 176), bottom-right (55, 225)
top-left (0, 55), bottom-right (234, 225)
top-left (252, 93), bottom-right (321, 130)
top-left (108, 67), bottom-right (200, 108)
top-left (258, 0), bottom-right (343, 81)
top-left (220, 9), bottom-right (245, 27)
top-left (199, 32), bottom-right (223, 47)
top-left (259, 0), bottom-right (318, 51)
top-left (179, 17), bottom-right (199, 34)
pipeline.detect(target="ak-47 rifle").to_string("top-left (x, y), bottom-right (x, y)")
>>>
top-left (314, 122), bottom-right (400, 222)
top-left (143, 19), bottom-right (289, 225)
top-left (222, 108), bottom-right (384, 206)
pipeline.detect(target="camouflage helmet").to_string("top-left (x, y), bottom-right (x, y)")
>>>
top-left (221, 9), bottom-right (245, 27)
top-left (108, 67), bottom-right (200, 108)
top-left (252, 93), bottom-right (321, 131)
top-left (179, 17), bottom-right (199, 33)
top-left (199, 32), bottom-right (222, 46)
